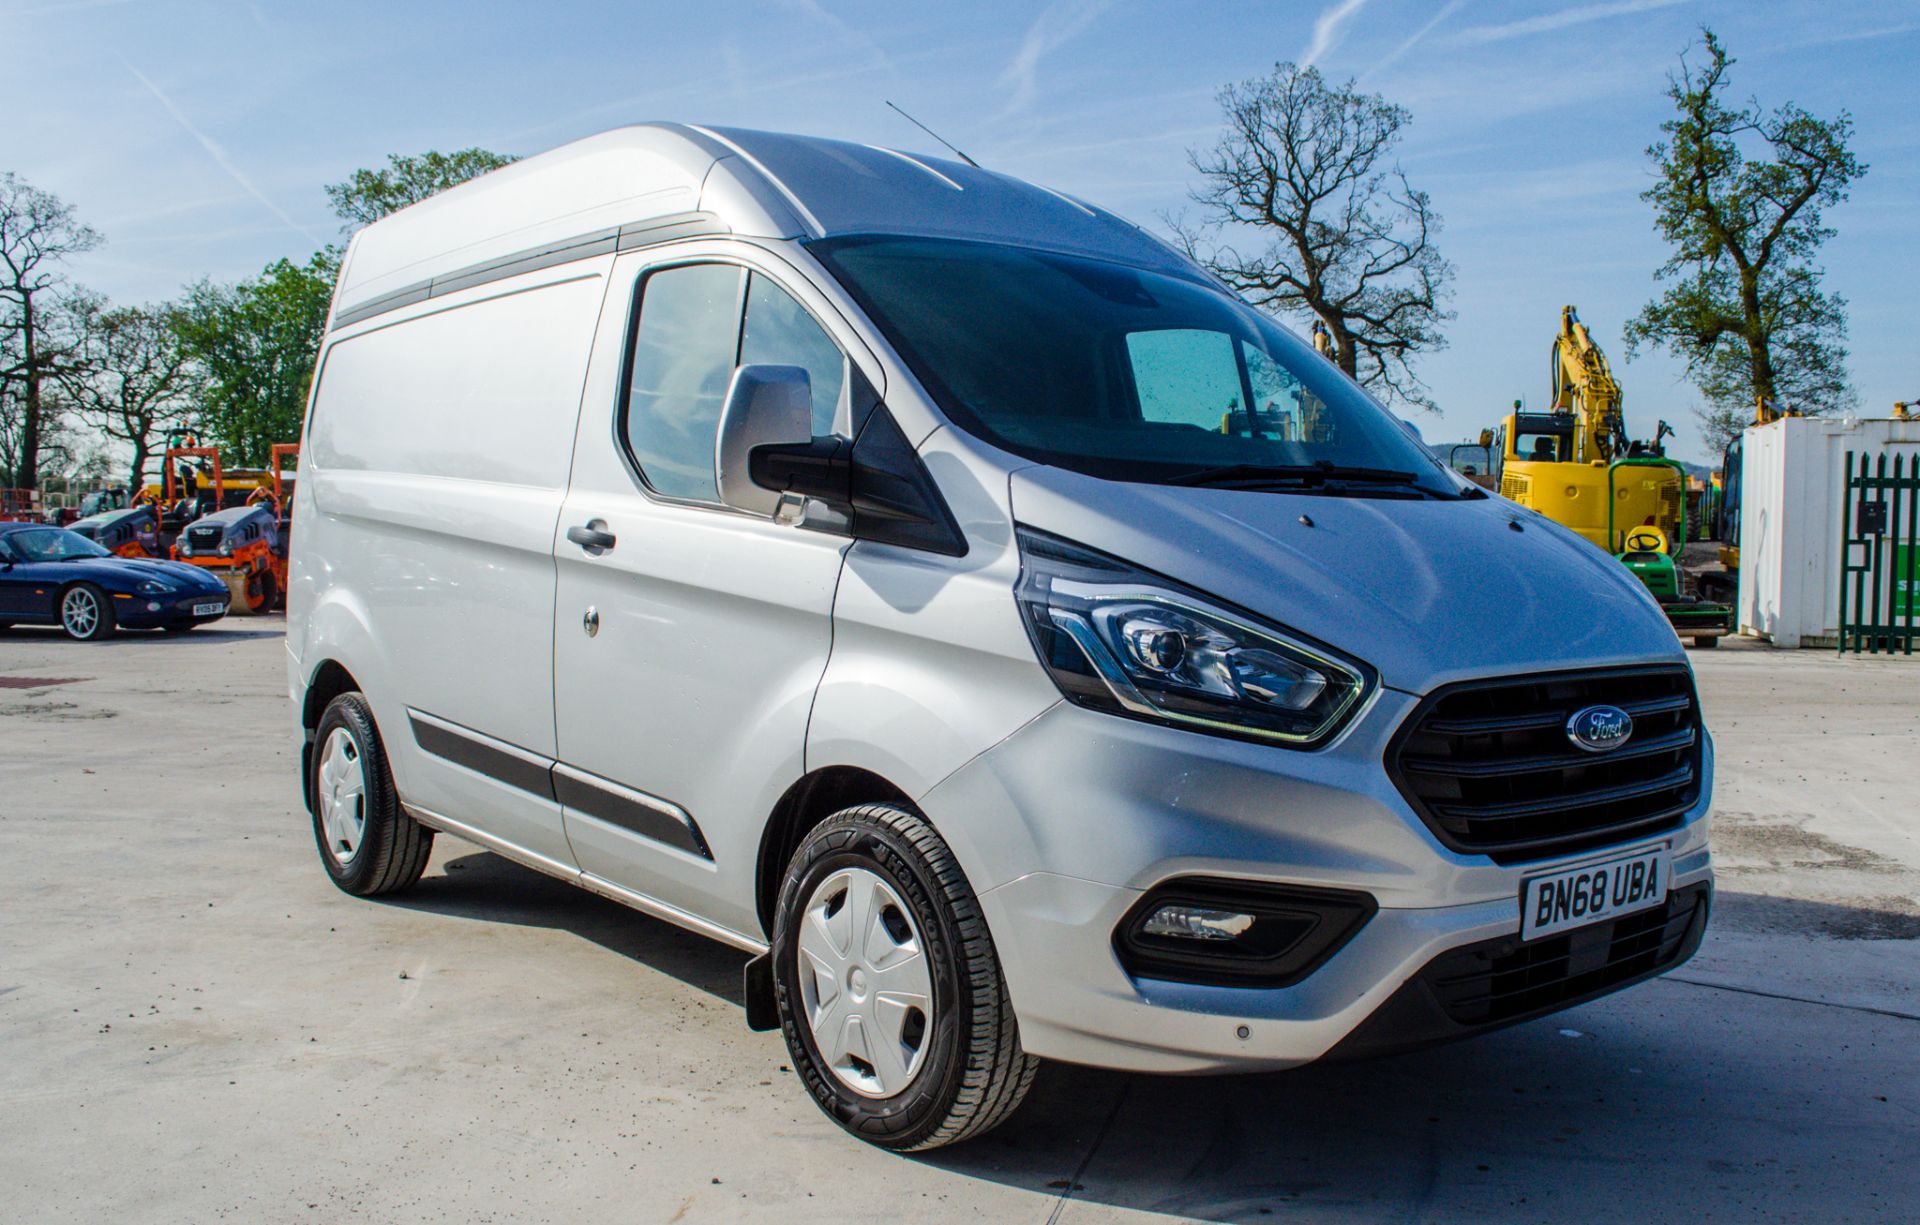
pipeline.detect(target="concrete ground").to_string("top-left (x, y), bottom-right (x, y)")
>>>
top-left (1, 621), bottom-right (1916, 1223)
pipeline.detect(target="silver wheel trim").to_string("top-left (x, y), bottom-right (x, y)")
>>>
top-left (796, 867), bottom-right (934, 1099)
top-left (61, 588), bottom-right (98, 637)
top-left (316, 727), bottom-right (368, 865)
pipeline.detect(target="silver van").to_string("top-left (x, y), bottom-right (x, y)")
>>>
top-left (288, 124), bottom-right (1712, 1150)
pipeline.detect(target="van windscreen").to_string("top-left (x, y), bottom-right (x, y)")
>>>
top-left (809, 235), bottom-right (1454, 494)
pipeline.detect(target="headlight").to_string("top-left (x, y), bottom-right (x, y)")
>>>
top-left (1014, 527), bottom-right (1373, 748)
top-left (137, 580), bottom-right (176, 594)
top-left (217, 540), bottom-right (233, 556)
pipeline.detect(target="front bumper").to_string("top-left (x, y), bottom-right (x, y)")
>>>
top-left (926, 692), bottom-right (1714, 1074)
top-left (977, 850), bottom-right (1711, 1073)
top-left (1326, 880), bottom-right (1710, 1062)
top-left (112, 590), bottom-right (230, 627)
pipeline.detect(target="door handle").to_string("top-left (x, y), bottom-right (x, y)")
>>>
top-left (567, 523), bottom-right (616, 554)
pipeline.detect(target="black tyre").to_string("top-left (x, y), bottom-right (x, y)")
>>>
top-left (59, 583), bottom-right (115, 640)
top-left (309, 692), bottom-right (433, 896)
top-left (772, 803), bottom-right (1038, 1151)
top-left (1688, 635), bottom-right (1719, 649)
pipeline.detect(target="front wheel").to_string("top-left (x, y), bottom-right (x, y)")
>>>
top-left (309, 693), bottom-right (433, 896)
top-left (60, 583), bottom-right (115, 640)
top-left (772, 803), bottom-right (1038, 1151)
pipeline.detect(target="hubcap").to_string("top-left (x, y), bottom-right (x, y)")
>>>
top-left (316, 727), bottom-right (368, 865)
top-left (796, 867), bottom-right (933, 1098)
top-left (62, 589), bottom-right (98, 637)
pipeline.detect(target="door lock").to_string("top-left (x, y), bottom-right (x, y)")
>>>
top-left (583, 605), bottom-right (599, 637)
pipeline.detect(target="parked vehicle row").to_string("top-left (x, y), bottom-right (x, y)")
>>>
top-left (0, 522), bottom-right (231, 638)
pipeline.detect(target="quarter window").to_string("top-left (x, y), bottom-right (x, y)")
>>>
top-left (742, 275), bottom-right (846, 438)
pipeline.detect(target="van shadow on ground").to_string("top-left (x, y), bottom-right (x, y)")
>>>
top-left (391, 852), bottom-right (1918, 1223)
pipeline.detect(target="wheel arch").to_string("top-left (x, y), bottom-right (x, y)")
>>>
top-left (299, 658), bottom-right (363, 815)
top-left (754, 765), bottom-right (911, 939)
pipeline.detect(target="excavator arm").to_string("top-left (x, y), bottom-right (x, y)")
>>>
top-left (1550, 305), bottom-right (1626, 465)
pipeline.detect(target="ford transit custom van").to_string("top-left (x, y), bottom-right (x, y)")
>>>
top-left (288, 124), bottom-right (1712, 1151)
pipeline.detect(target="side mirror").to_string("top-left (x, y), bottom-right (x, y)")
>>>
top-left (716, 364), bottom-right (815, 517)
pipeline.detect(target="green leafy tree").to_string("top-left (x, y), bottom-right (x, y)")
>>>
top-left (174, 251), bottom-right (336, 467)
top-left (1176, 63), bottom-right (1453, 411)
top-left (324, 148), bottom-right (517, 230)
top-left (1624, 30), bottom-right (1866, 453)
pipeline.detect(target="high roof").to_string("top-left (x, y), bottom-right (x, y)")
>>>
top-left (333, 123), bottom-right (1199, 322)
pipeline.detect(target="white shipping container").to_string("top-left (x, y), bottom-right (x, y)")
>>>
top-left (1739, 416), bottom-right (1920, 647)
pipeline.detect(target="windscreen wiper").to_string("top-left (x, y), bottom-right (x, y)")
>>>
top-left (1161, 461), bottom-right (1422, 489)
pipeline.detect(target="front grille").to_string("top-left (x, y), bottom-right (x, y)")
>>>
top-left (187, 526), bottom-right (221, 548)
top-left (1388, 666), bottom-right (1703, 863)
top-left (1427, 883), bottom-right (1709, 1026)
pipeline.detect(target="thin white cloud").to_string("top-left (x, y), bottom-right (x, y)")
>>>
top-left (998, 0), bottom-right (1114, 115)
top-left (124, 64), bottom-right (323, 245)
top-left (1300, 0), bottom-right (1371, 69)
top-left (1363, 0), bottom-right (1468, 79)
top-left (1451, 0), bottom-right (1689, 46)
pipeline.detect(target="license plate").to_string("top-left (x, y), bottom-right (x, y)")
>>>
top-left (193, 602), bottom-right (225, 616)
top-left (1521, 846), bottom-right (1668, 941)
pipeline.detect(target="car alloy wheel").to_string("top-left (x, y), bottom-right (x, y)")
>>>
top-left (316, 726), bottom-right (368, 865)
top-left (61, 586), bottom-right (108, 640)
top-left (62, 587), bottom-right (98, 637)
top-left (795, 866), bottom-right (934, 1098)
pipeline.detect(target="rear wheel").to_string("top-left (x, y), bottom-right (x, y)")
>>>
top-left (772, 803), bottom-right (1038, 1151)
top-left (60, 584), bottom-right (114, 640)
top-left (1688, 635), bottom-right (1719, 650)
top-left (310, 693), bottom-right (433, 896)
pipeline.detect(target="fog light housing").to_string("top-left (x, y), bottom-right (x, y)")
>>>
top-left (1116, 878), bottom-right (1377, 987)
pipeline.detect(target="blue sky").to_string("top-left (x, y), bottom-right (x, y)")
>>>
top-left (6, 0), bottom-right (1916, 463)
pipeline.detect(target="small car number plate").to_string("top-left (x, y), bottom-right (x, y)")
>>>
top-left (1521, 846), bottom-right (1668, 941)
top-left (193, 602), bottom-right (225, 616)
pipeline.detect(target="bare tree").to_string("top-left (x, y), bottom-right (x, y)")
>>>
top-left (1177, 63), bottom-right (1453, 410)
top-left (1623, 29), bottom-right (1865, 454)
top-left (54, 294), bottom-right (197, 491)
top-left (0, 173), bottom-right (102, 491)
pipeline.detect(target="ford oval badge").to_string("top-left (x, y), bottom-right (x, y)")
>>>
top-left (1566, 705), bottom-right (1633, 753)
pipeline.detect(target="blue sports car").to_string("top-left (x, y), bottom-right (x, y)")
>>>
top-left (0, 522), bottom-right (231, 640)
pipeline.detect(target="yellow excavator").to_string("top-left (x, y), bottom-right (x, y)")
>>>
top-left (1487, 306), bottom-right (1730, 646)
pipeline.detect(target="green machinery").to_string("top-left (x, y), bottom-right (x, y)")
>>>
top-left (1609, 457), bottom-right (1732, 646)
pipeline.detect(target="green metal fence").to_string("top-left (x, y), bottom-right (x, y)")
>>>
top-left (1838, 450), bottom-right (1920, 654)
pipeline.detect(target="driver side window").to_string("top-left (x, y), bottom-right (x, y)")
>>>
top-left (622, 264), bottom-right (850, 504)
